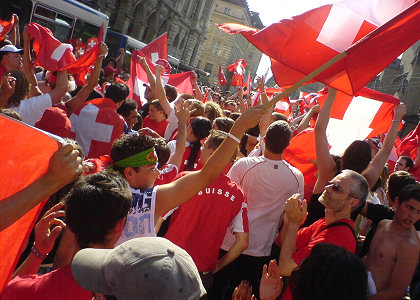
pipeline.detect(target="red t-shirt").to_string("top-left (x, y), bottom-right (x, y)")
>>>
top-left (0, 64), bottom-right (7, 80)
top-left (280, 218), bottom-right (355, 300)
top-left (154, 164), bottom-right (178, 186)
top-left (143, 116), bottom-right (169, 138)
top-left (165, 172), bottom-right (248, 272)
top-left (292, 217), bottom-right (356, 265)
top-left (0, 266), bottom-right (92, 300)
top-left (179, 146), bottom-right (204, 172)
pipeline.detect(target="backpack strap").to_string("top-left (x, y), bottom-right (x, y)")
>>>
top-left (319, 221), bottom-right (357, 241)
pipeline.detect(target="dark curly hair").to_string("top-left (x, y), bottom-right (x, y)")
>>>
top-left (110, 134), bottom-right (156, 174)
top-left (341, 140), bottom-right (372, 173)
top-left (290, 243), bottom-right (367, 300)
top-left (64, 171), bottom-right (132, 249)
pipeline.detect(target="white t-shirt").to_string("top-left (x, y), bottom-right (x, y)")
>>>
top-left (11, 93), bottom-right (52, 126)
top-left (164, 108), bottom-right (178, 142)
top-left (116, 186), bottom-right (158, 246)
top-left (222, 156), bottom-right (304, 257)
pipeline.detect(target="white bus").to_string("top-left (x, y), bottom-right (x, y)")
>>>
top-left (1, 0), bottom-right (108, 45)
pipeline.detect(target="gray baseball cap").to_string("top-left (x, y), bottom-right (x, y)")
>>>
top-left (71, 237), bottom-right (206, 300)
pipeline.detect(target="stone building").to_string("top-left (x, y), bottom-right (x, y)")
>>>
top-left (97, 0), bottom-right (216, 71)
top-left (367, 41), bottom-right (420, 135)
top-left (197, 0), bottom-right (264, 89)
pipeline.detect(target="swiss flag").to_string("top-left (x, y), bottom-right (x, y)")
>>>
top-left (318, 87), bottom-right (400, 155)
top-left (264, 88), bottom-right (292, 118)
top-left (69, 98), bottom-right (125, 158)
top-left (0, 115), bottom-right (60, 291)
top-left (26, 23), bottom-right (77, 71)
top-left (283, 87), bottom-right (399, 199)
top-left (218, 0), bottom-right (419, 95)
top-left (140, 33), bottom-right (168, 63)
top-left (218, 64), bottom-right (227, 86)
top-left (227, 59), bottom-right (246, 87)
top-left (127, 50), bottom-right (194, 106)
top-left (28, 23), bottom-right (101, 85)
top-left (0, 18), bottom-right (14, 41)
top-left (87, 37), bottom-right (98, 49)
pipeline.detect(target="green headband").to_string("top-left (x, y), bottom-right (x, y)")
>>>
top-left (113, 147), bottom-right (158, 168)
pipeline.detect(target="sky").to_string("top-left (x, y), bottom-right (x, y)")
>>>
top-left (246, 0), bottom-right (341, 76)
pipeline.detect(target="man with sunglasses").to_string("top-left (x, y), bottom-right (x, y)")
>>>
top-left (278, 169), bottom-right (369, 277)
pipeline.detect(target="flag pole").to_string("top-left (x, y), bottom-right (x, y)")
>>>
top-left (262, 51), bottom-right (347, 109)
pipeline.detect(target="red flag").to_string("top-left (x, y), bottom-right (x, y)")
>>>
top-left (0, 115), bottom-right (59, 291)
top-left (317, 87), bottom-right (400, 155)
top-left (127, 50), bottom-right (194, 106)
top-left (87, 37), bottom-right (98, 49)
top-left (227, 59), bottom-right (246, 87)
top-left (283, 128), bottom-right (318, 201)
top-left (218, 0), bottom-right (419, 95)
top-left (397, 122), bottom-right (420, 159)
top-left (66, 44), bottom-right (99, 85)
top-left (69, 98), bottom-right (125, 158)
top-left (26, 23), bottom-right (77, 71)
top-left (218, 64), bottom-right (227, 86)
top-left (0, 18), bottom-right (14, 41)
top-left (140, 33), bottom-right (168, 63)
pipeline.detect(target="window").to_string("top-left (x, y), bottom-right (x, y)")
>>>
top-left (224, 7), bottom-right (231, 15)
top-left (73, 19), bottom-right (101, 44)
top-left (204, 63), bottom-right (214, 74)
top-left (211, 41), bottom-right (220, 55)
top-left (32, 5), bottom-right (74, 42)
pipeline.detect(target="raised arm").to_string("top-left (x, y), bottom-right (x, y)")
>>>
top-left (362, 103), bottom-right (406, 189)
top-left (257, 77), bottom-right (273, 137)
top-left (191, 72), bottom-right (202, 101)
top-left (139, 56), bottom-right (156, 91)
top-left (0, 144), bottom-right (82, 231)
top-left (23, 29), bottom-right (42, 97)
top-left (237, 87), bottom-right (246, 113)
top-left (48, 70), bottom-right (68, 105)
top-left (155, 107), bottom-right (264, 216)
top-left (313, 87), bottom-right (337, 194)
top-left (0, 74), bottom-right (16, 109)
top-left (154, 64), bottom-right (172, 116)
top-left (116, 48), bottom-right (125, 71)
top-left (166, 99), bottom-right (190, 169)
top-left (296, 104), bottom-right (319, 134)
top-left (278, 194), bottom-right (307, 276)
top-left (10, 14), bottom-right (20, 46)
top-left (65, 42), bottom-right (108, 115)
top-left (12, 203), bottom-right (66, 278)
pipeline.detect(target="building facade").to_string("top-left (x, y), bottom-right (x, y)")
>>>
top-left (367, 41), bottom-right (420, 135)
top-left (197, 0), bottom-right (264, 89)
top-left (96, 0), bottom-right (216, 71)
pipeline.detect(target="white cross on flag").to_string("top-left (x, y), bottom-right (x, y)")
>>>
top-left (69, 98), bottom-right (125, 158)
top-left (218, 0), bottom-right (419, 95)
top-left (127, 50), bottom-right (195, 106)
top-left (26, 23), bottom-right (77, 70)
top-left (317, 87), bottom-right (400, 155)
top-left (227, 59), bottom-right (247, 87)
top-left (87, 37), bottom-right (98, 49)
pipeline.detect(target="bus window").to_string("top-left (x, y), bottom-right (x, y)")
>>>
top-left (72, 19), bottom-right (101, 44)
top-left (31, 5), bottom-right (74, 42)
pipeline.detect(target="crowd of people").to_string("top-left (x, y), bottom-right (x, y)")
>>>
top-left (1, 16), bottom-right (420, 300)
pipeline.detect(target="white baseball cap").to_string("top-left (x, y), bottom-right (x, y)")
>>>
top-left (0, 45), bottom-right (23, 54)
